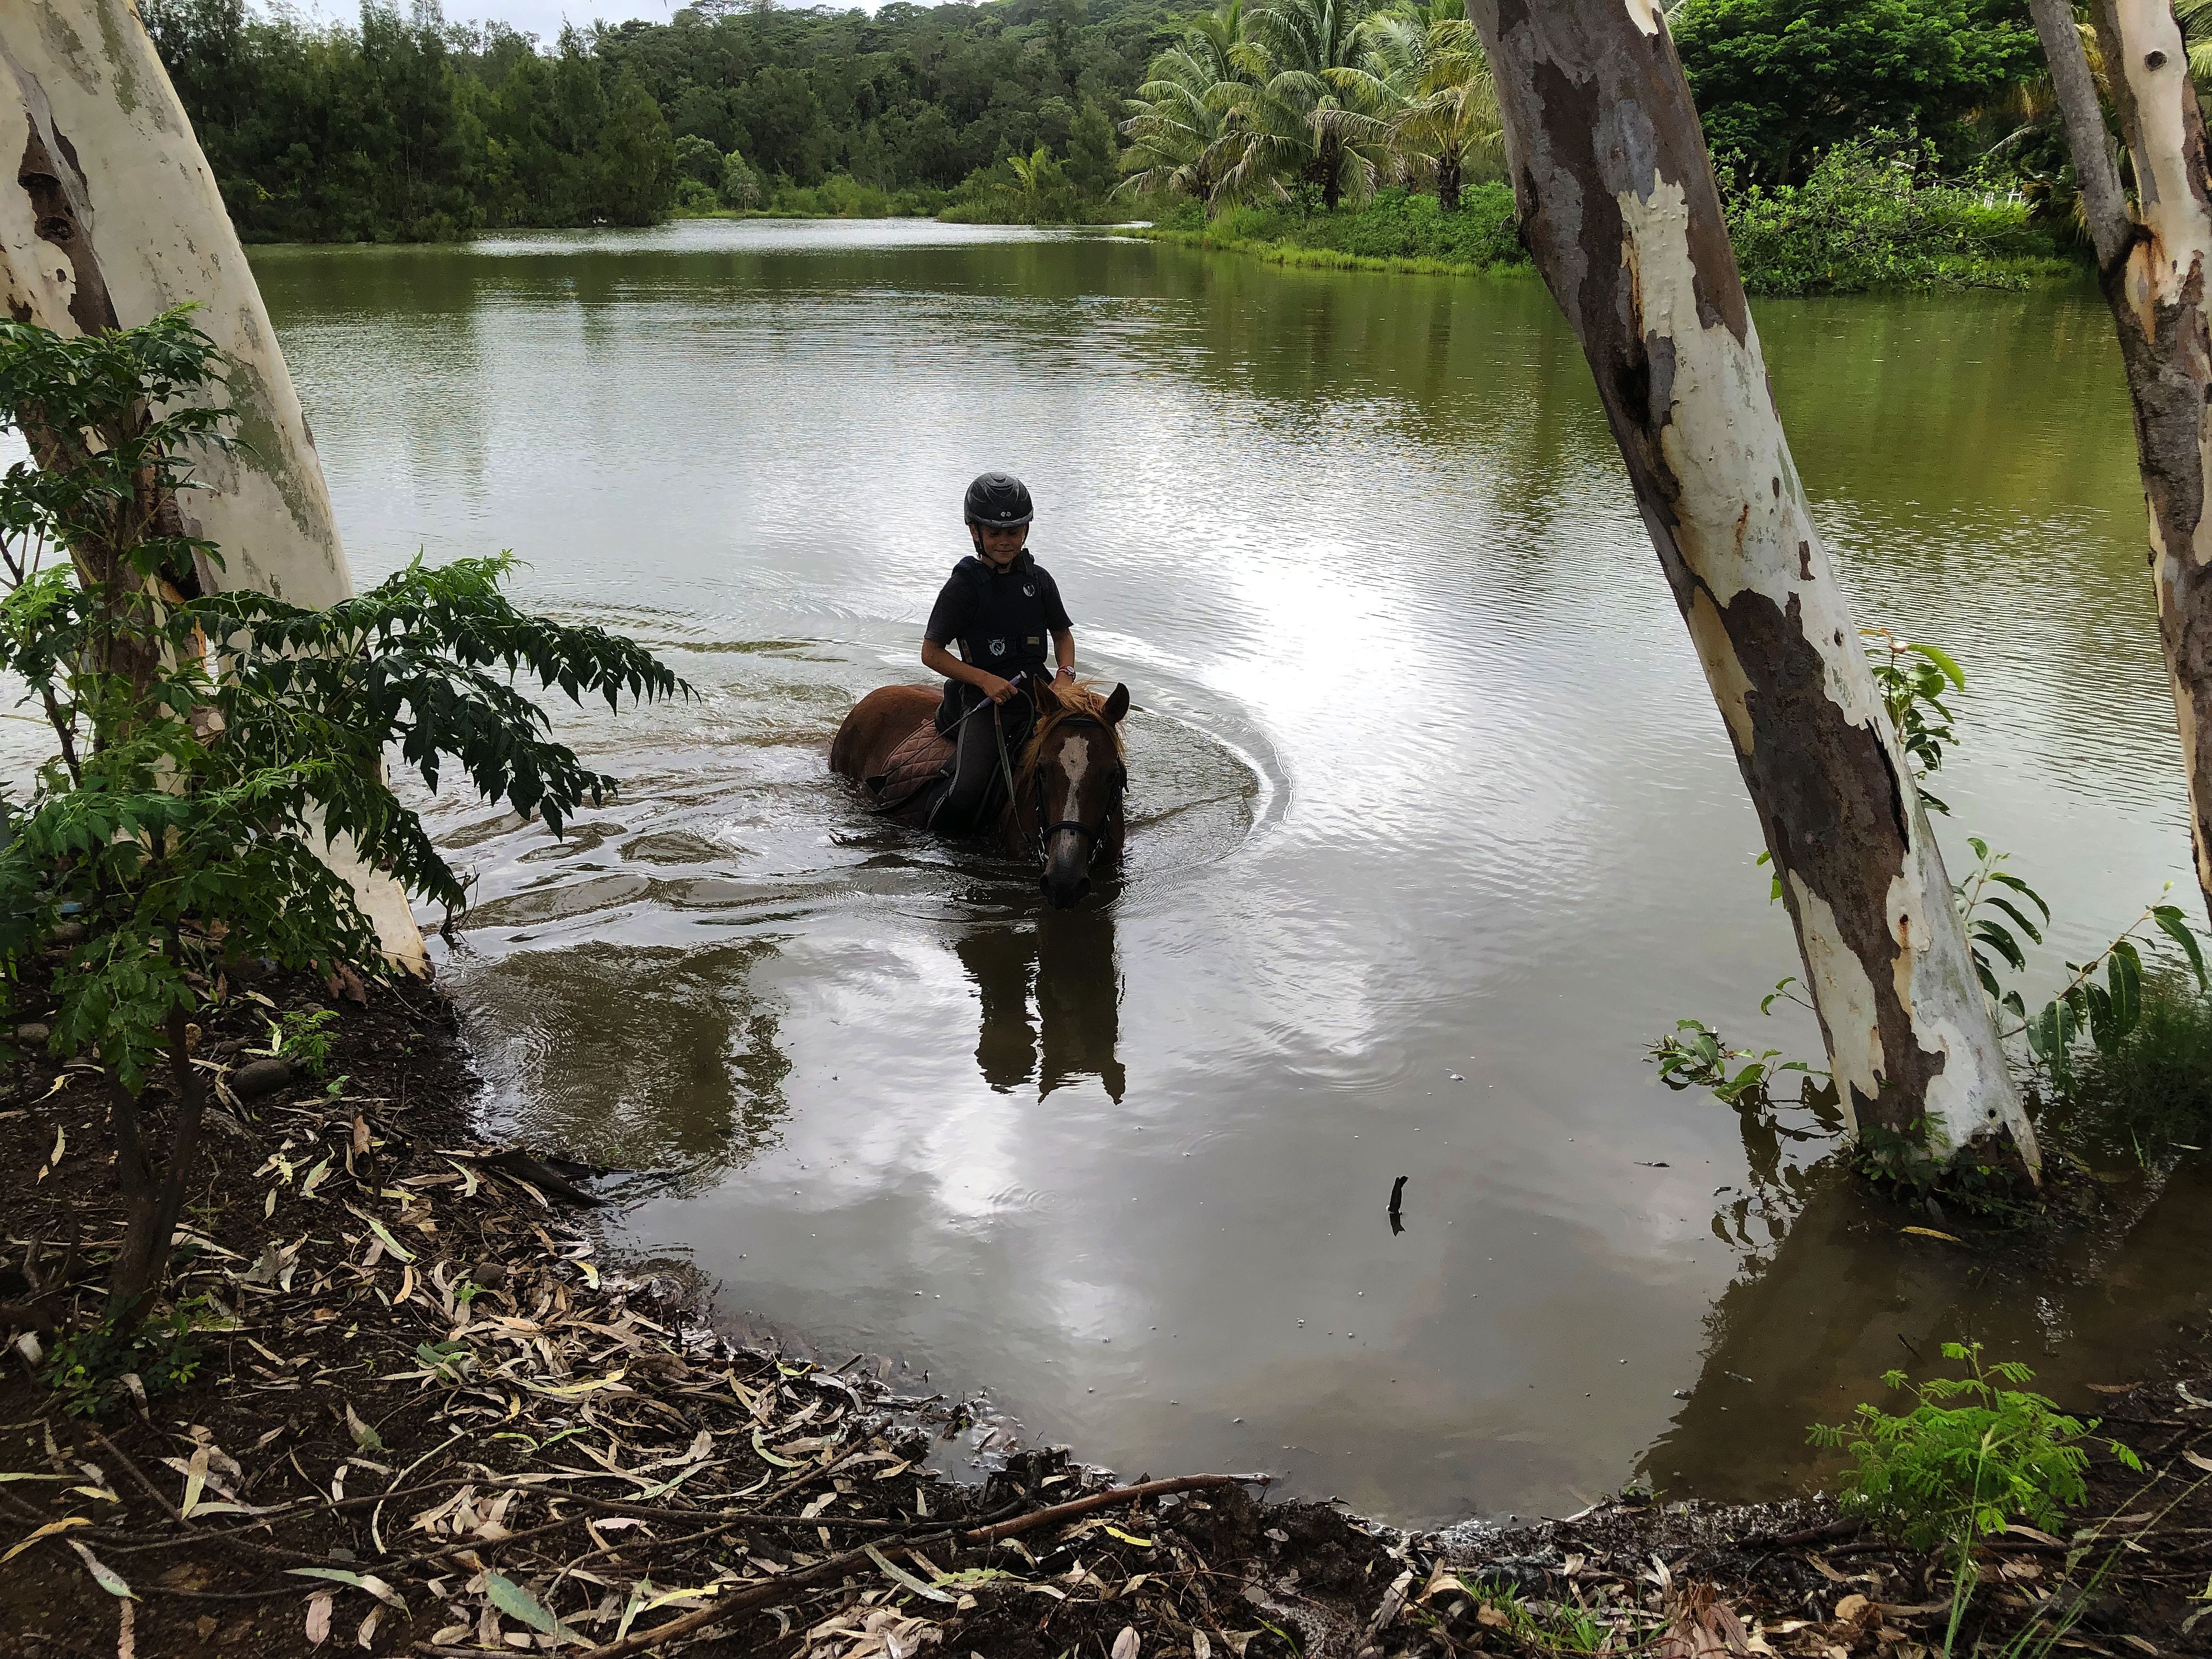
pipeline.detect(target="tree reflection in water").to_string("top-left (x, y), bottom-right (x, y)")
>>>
top-left (1643, 1084), bottom-right (2212, 1503)
top-left (452, 939), bottom-right (792, 1190)
top-left (954, 907), bottom-right (1126, 1103)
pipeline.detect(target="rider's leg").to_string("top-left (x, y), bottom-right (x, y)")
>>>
top-left (933, 678), bottom-right (968, 736)
top-left (929, 687), bottom-right (1034, 836)
top-left (929, 697), bottom-right (1002, 834)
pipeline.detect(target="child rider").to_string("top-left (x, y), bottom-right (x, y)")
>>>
top-left (919, 471), bottom-right (1076, 834)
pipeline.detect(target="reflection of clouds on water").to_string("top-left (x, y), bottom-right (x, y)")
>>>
top-left (258, 225), bottom-right (2194, 1523)
top-left (1640, 1153), bottom-right (2212, 1503)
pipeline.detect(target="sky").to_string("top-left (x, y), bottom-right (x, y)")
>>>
top-left (442, 0), bottom-right (673, 36)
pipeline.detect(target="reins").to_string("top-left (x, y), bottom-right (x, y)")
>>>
top-left (984, 689), bottom-right (1121, 867)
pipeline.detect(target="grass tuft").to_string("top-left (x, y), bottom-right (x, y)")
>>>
top-left (2048, 969), bottom-right (2212, 1155)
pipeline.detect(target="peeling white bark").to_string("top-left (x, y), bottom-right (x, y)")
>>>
top-left (1474, 0), bottom-right (2035, 1170)
top-left (0, 0), bottom-right (425, 973)
top-left (2033, 0), bottom-right (2212, 925)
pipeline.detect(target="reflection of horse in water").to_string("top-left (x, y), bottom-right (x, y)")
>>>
top-left (830, 678), bottom-right (1129, 909)
top-left (957, 911), bottom-right (1126, 1102)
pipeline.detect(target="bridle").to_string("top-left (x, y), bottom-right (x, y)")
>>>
top-left (992, 702), bottom-right (1124, 868)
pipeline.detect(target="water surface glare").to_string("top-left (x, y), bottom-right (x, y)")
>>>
top-left (248, 219), bottom-right (2208, 1525)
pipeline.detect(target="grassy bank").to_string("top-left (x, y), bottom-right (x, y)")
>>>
top-left (1127, 185), bottom-right (1527, 279)
top-left (673, 160), bottom-right (1167, 226)
top-left (1126, 147), bottom-right (2090, 296)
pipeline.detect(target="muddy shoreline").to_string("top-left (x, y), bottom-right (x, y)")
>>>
top-left (2, 977), bottom-right (2204, 1657)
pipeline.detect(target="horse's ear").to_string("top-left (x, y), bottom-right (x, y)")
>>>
top-left (1033, 675), bottom-right (1062, 712)
top-left (1102, 683), bottom-right (1130, 724)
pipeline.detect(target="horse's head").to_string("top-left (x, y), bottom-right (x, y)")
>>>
top-left (1027, 680), bottom-right (1130, 910)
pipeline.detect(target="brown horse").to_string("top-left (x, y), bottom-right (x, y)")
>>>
top-left (830, 678), bottom-right (1130, 909)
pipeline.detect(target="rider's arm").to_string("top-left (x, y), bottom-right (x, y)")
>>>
top-left (923, 637), bottom-right (1017, 703)
top-left (1052, 628), bottom-right (1075, 682)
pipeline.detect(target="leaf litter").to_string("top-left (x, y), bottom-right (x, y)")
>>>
top-left (2, 977), bottom-right (2208, 1658)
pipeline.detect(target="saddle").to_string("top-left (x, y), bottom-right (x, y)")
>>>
top-left (865, 721), bottom-right (956, 815)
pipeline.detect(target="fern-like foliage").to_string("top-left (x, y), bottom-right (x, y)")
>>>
top-left (1809, 1341), bottom-right (2138, 1553)
top-left (0, 307), bottom-right (681, 1321)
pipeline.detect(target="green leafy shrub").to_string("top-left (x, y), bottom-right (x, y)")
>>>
top-left (2047, 969), bottom-right (2212, 1154)
top-left (0, 309), bottom-right (681, 1331)
top-left (1809, 1342), bottom-right (2137, 1552)
top-left (1650, 1002), bottom-right (1829, 1110)
top-left (672, 177), bottom-right (720, 215)
top-left (1169, 185), bottom-right (1526, 272)
top-left (1724, 137), bottom-right (2079, 296)
top-left (43, 1302), bottom-right (205, 1418)
top-left (258, 1008), bottom-right (338, 1077)
top-left (766, 174), bottom-right (945, 219)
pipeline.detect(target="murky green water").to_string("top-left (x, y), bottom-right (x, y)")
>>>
top-left (242, 221), bottom-right (2207, 1526)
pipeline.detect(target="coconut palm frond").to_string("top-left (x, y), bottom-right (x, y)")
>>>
top-left (1126, 0), bottom-right (1499, 213)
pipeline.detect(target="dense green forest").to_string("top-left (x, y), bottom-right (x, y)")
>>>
top-left (147, 0), bottom-right (2096, 263)
top-left (144, 0), bottom-right (1162, 240)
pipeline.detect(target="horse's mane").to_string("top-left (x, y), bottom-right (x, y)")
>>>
top-left (1014, 681), bottom-right (1126, 798)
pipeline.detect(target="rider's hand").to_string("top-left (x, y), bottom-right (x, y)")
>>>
top-left (979, 673), bottom-right (1018, 704)
top-left (1055, 667), bottom-right (1076, 685)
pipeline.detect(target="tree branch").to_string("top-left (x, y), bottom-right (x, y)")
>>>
top-left (2027, 0), bottom-right (2134, 269)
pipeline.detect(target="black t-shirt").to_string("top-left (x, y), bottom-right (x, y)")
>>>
top-left (923, 551), bottom-right (1071, 680)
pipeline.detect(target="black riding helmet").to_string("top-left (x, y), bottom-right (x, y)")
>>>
top-left (964, 471), bottom-right (1034, 529)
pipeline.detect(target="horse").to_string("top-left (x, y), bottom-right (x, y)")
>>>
top-left (830, 677), bottom-right (1130, 909)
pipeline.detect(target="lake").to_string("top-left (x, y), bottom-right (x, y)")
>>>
top-left (244, 218), bottom-right (2203, 1526)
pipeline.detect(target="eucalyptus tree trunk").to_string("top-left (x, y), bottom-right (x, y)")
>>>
top-left (2028, 0), bottom-right (2212, 926)
top-left (0, 1), bottom-right (425, 971)
top-left (1469, 1), bottom-right (2036, 1172)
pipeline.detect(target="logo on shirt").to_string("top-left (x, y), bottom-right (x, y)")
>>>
top-left (988, 637), bottom-right (1007, 657)
top-left (1023, 584), bottom-right (1036, 597)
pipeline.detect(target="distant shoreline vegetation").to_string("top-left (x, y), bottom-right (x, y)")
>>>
top-left (1119, 148), bottom-right (2089, 297)
top-left (150, 0), bottom-right (2094, 296)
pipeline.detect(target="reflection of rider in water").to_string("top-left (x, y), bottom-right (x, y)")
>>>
top-left (920, 472), bottom-right (1077, 834)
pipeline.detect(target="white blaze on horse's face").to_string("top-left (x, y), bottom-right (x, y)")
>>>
top-left (1057, 738), bottom-right (1088, 805)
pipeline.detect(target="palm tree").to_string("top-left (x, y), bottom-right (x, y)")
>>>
top-left (1336, 0), bottom-right (1502, 211)
top-left (1209, 0), bottom-right (1389, 210)
top-left (1008, 146), bottom-right (1054, 196)
top-left (1121, 3), bottom-right (1244, 202)
top-left (2169, 0), bottom-right (2212, 95)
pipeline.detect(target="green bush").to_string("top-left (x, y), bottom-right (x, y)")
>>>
top-left (2049, 969), bottom-right (2212, 1154)
top-left (43, 1303), bottom-right (204, 1418)
top-left (762, 174), bottom-right (944, 219)
top-left (260, 1008), bottom-right (338, 1078)
top-left (1178, 185), bottom-right (1524, 272)
top-left (1724, 138), bottom-right (2080, 295)
top-left (672, 178), bottom-right (719, 215)
top-left (1809, 1341), bottom-right (2137, 1553)
top-left (0, 311), bottom-right (680, 1330)
top-left (939, 155), bottom-right (1094, 225)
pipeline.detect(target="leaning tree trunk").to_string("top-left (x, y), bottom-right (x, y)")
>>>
top-left (2028, 0), bottom-right (2212, 925)
top-left (0, 2), bottom-right (426, 972)
top-left (1469, 1), bottom-right (2036, 1172)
